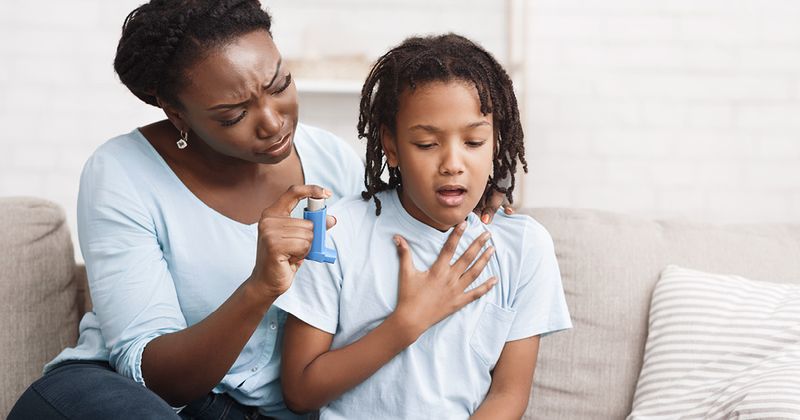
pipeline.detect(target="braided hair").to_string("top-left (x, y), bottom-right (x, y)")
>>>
top-left (358, 34), bottom-right (527, 215)
top-left (114, 0), bottom-right (272, 108)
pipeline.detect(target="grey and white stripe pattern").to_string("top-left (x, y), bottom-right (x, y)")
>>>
top-left (628, 265), bottom-right (800, 420)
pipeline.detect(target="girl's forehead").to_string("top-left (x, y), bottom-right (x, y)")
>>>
top-left (395, 81), bottom-right (492, 130)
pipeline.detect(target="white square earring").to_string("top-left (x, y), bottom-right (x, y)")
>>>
top-left (176, 130), bottom-right (188, 149)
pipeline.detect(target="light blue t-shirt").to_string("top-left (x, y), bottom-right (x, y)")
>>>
top-left (46, 123), bottom-right (364, 419)
top-left (274, 190), bottom-right (572, 420)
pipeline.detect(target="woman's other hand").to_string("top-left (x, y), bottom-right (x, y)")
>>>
top-left (390, 222), bottom-right (496, 341)
top-left (475, 188), bottom-right (514, 224)
top-left (249, 184), bottom-right (334, 298)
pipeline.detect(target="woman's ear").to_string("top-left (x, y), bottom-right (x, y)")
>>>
top-left (380, 126), bottom-right (399, 168)
top-left (157, 97), bottom-right (189, 133)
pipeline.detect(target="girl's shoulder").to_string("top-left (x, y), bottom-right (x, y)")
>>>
top-left (487, 211), bottom-right (556, 256)
top-left (294, 123), bottom-right (363, 168)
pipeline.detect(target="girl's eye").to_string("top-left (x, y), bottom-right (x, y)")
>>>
top-left (220, 110), bottom-right (247, 127)
top-left (466, 140), bottom-right (487, 147)
top-left (414, 143), bottom-right (435, 150)
top-left (273, 74), bottom-right (292, 95)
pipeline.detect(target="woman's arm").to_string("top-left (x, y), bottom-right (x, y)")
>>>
top-left (470, 336), bottom-right (541, 420)
top-left (280, 222), bottom-right (497, 412)
top-left (141, 185), bottom-right (331, 406)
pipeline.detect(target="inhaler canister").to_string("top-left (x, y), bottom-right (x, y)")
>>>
top-left (303, 197), bottom-right (337, 264)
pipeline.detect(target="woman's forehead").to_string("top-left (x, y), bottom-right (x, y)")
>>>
top-left (182, 30), bottom-right (281, 105)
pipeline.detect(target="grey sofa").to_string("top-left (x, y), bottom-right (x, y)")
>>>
top-left (2, 196), bottom-right (799, 419)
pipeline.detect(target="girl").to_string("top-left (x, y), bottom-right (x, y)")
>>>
top-left (275, 34), bottom-right (572, 419)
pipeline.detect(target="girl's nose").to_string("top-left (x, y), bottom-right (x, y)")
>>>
top-left (439, 145), bottom-right (465, 176)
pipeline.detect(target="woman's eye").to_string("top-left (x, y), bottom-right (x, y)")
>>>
top-left (220, 110), bottom-right (247, 127)
top-left (273, 74), bottom-right (292, 95)
top-left (414, 143), bottom-right (435, 150)
top-left (466, 139), bottom-right (487, 147)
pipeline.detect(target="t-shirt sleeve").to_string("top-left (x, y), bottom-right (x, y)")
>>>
top-left (77, 151), bottom-right (186, 386)
top-left (273, 239), bottom-right (343, 335)
top-left (336, 139), bottom-right (365, 199)
top-left (507, 219), bottom-right (572, 341)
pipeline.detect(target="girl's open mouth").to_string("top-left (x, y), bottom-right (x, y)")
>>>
top-left (436, 186), bottom-right (467, 207)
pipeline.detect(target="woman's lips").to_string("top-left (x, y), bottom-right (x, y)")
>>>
top-left (257, 132), bottom-right (291, 157)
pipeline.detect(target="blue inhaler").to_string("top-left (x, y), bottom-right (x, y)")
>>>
top-left (303, 197), bottom-right (337, 264)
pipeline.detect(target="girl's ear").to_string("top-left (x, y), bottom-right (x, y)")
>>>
top-left (157, 97), bottom-right (189, 133)
top-left (380, 126), bottom-right (399, 168)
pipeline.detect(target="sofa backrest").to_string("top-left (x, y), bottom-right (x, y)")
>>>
top-left (522, 208), bottom-right (800, 420)
top-left (0, 197), bottom-right (81, 418)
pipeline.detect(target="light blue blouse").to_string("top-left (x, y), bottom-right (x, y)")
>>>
top-left (46, 123), bottom-right (364, 418)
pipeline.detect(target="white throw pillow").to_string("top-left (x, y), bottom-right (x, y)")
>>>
top-left (628, 265), bottom-right (800, 420)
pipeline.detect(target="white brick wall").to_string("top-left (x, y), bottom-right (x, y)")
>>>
top-left (1, 1), bottom-right (799, 261)
top-left (523, 0), bottom-right (800, 223)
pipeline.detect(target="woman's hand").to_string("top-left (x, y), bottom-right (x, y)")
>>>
top-left (249, 184), bottom-right (334, 299)
top-left (390, 221), bottom-right (496, 340)
top-left (475, 188), bottom-right (514, 224)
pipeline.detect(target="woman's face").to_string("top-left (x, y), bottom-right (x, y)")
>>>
top-left (171, 29), bottom-right (299, 165)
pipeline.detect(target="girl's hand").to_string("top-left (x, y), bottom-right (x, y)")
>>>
top-left (390, 221), bottom-right (496, 340)
top-left (249, 185), bottom-right (334, 299)
top-left (475, 188), bottom-right (514, 224)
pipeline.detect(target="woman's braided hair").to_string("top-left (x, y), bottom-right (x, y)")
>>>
top-left (114, 0), bottom-right (272, 108)
top-left (357, 33), bottom-right (527, 215)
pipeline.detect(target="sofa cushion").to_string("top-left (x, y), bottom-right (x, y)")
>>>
top-left (521, 208), bottom-right (800, 420)
top-left (629, 265), bottom-right (800, 419)
top-left (0, 197), bottom-right (80, 417)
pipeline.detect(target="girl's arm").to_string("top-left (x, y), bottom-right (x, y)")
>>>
top-left (470, 336), bottom-right (541, 420)
top-left (280, 222), bottom-right (497, 412)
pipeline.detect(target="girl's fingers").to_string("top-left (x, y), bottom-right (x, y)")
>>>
top-left (459, 246), bottom-right (495, 288)
top-left (460, 277), bottom-right (498, 305)
top-left (451, 231), bottom-right (491, 274)
top-left (432, 221), bottom-right (466, 270)
top-left (394, 235), bottom-right (416, 275)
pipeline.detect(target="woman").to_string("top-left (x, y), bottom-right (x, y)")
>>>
top-left (9, 1), bottom-right (509, 419)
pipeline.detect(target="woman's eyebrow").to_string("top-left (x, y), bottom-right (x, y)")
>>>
top-left (206, 59), bottom-right (283, 111)
top-left (263, 58), bottom-right (282, 90)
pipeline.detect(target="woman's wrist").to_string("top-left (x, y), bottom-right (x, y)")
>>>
top-left (242, 275), bottom-right (281, 308)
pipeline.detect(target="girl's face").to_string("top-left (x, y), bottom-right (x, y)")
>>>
top-left (382, 80), bottom-right (495, 231)
top-left (167, 30), bottom-right (299, 165)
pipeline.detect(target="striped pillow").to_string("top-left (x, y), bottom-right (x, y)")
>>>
top-left (628, 265), bottom-right (800, 419)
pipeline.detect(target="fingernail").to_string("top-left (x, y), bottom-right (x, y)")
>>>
top-left (488, 246), bottom-right (495, 255)
top-left (481, 214), bottom-right (489, 224)
top-left (393, 236), bottom-right (400, 246)
top-left (458, 221), bottom-right (466, 231)
top-left (324, 188), bottom-right (333, 196)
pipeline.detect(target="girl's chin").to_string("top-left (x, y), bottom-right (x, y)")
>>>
top-left (427, 209), bottom-right (474, 231)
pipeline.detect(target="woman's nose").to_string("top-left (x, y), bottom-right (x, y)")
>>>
top-left (255, 101), bottom-right (283, 139)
